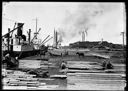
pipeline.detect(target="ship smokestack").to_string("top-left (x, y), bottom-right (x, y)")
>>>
top-left (56, 31), bottom-right (58, 47)
top-left (17, 23), bottom-right (24, 44)
top-left (17, 23), bottom-right (23, 36)
top-left (28, 29), bottom-right (31, 43)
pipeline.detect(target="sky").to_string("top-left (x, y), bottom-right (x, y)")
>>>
top-left (2, 2), bottom-right (126, 46)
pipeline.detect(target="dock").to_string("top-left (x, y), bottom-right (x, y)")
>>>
top-left (2, 49), bottom-right (126, 90)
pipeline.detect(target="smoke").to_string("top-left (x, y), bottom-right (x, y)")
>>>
top-left (57, 3), bottom-right (123, 45)
top-left (57, 28), bottom-right (65, 43)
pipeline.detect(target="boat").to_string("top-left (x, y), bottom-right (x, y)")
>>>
top-left (2, 22), bottom-right (48, 59)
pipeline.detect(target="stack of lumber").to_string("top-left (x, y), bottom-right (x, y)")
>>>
top-left (68, 61), bottom-right (103, 70)
top-left (19, 59), bottom-right (48, 69)
top-left (2, 68), bottom-right (60, 90)
top-left (67, 61), bottom-right (125, 73)
top-left (67, 61), bottom-right (126, 90)
top-left (2, 70), bottom-right (40, 86)
top-left (2, 69), bottom-right (58, 90)
top-left (19, 60), bottom-right (41, 69)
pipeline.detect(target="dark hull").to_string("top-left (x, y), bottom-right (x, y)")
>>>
top-left (3, 46), bottom-right (48, 59)
top-left (3, 50), bottom-right (42, 59)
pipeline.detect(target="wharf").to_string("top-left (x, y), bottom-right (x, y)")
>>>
top-left (2, 55), bottom-right (126, 90)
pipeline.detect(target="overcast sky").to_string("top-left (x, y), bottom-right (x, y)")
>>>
top-left (2, 2), bottom-right (126, 46)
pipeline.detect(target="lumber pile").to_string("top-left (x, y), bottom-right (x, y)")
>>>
top-left (19, 59), bottom-right (48, 69)
top-left (2, 70), bottom-right (41, 86)
top-left (2, 69), bottom-right (59, 90)
top-left (19, 60), bottom-right (41, 69)
top-left (68, 61), bottom-right (103, 70)
top-left (2, 58), bottom-right (64, 90)
top-left (67, 61), bottom-right (125, 73)
top-left (67, 61), bottom-right (125, 90)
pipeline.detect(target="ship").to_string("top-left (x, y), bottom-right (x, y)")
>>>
top-left (2, 22), bottom-right (49, 59)
top-left (48, 29), bottom-right (90, 56)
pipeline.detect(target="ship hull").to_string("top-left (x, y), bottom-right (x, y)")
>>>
top-left (3, 50), bottom-right (43, 59)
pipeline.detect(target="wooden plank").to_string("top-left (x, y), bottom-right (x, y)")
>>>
top-left (37, 86), bottom-right (49, 89)
top-left (3, 86), bottom-right (28, 89)
top-left (16, 78), bottom-right (38, 81)
top-left (67, 61), bottom-right (101, 68)
top-left (38, 78), bottom-right (54, 80)
top-left (67, 72), bottom-right (125, 76)
top-left (27, 87), bottom-right (37, 89)
top-left (50, 75), bottom-right (67, 79)
top-left (67, 69), bottom-right (105, 73)
top-left (39, 82), bottom-right (46, 85)
top-left (105, 69), bottom-right (125, 73)
top-left (67, 69), bottom-right (125, 73)
top-left (46, 85), bottom-right (59, 88)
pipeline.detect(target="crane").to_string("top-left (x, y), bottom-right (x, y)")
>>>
top-left (2, 23), bottom-right (24, 38)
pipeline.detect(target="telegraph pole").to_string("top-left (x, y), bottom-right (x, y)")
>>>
top-left (120, 32), bottom-right (125, 64)
top-left (121, 32), bottom-right (125, 49)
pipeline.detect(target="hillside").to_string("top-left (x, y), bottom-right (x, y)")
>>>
top-left (69, 41), bottom-right (125, 49)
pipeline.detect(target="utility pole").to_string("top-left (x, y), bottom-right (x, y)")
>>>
top-left (120, 32), bottom-right (125, 64)
top-left (121, 32), bottom-right (125, 49)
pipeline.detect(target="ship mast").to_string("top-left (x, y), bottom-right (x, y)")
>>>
top-left (36, 18), bottom-right (37, 33)
top-left (34, 18), bottom-right (38, 39)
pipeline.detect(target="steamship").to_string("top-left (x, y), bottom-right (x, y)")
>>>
top-left (2, 23), bottom-right (48, 59)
